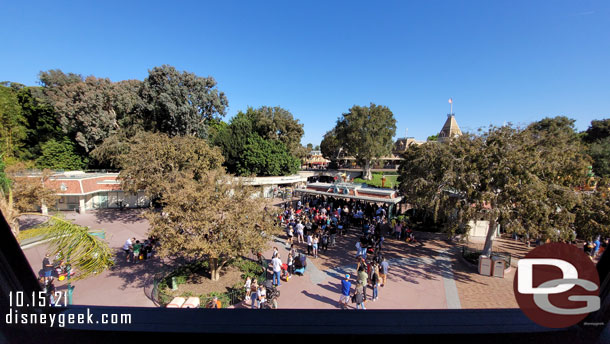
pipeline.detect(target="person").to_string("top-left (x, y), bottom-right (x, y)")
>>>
top-left (307, 233), bottom-right (313, 256)
top-left (122, 237), bottom-right (134, 262)
top-left (42, 253), bottom-right (54, 282)
top-left (339, 274), bottom-right (352, 309)
top-left (250, 279), bottom-right (259, 309)
top-left (329, 225), bottom-right (337, 247)
top-left (287, 253), bottom-right (294, 277)
top-left (593, 236), bottom-right (601, 258)
top-left (371, 263), bottom-right (380, 301)
top-left (358, 265), bottom-right (368, 301)
top-left (312, 235), bottom-right (319, 258)
top-left (296, 221), bottom-right (305, 243)
top-left (272, 247), bottom-right (279, 259)
top-left (132, 240), bottom-right (142, 263)
top-left (380, 257), bottom-right (389, 287)
top-left (258, 285), bottom-right (267, 309)
top-left (272, 254), bottom-right (282, 287)
top-left (394, 222), bottom-right (402, 240)
top-left (207, 296), bottom-right (221, 309)
top-left (244, 277), bottom-right (252, 301)
top-left (321, 232), bottom-right (329, 252)
top-left (287, 226), bottom-right (294, 245)
top-left (353, 282), bottom-right (366, 310)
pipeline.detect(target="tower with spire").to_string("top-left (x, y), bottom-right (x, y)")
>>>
top-left (438, 98), bottom-right (462, 143)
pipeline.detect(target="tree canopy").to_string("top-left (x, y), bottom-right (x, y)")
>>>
top-left (117, 132), bottom-right (224, 201)
top-left (398, 117), bottom-right (592, 253)
top-left (139, 65), bottom-right (228, 137)
top-left (211, 107), bottom-right (302, 176)
top-left (333, 103), bottom-right (396, 179)
top-left (145, 169), bottom-right (281, 280)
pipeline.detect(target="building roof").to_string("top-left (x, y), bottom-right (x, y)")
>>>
top-left (438, 114), bottom-right (462, 142)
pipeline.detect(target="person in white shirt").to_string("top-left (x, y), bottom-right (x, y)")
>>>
top-left (296, 222), bottom-right (305, 243)
top-left (122, 237), bottom-right (135, 262)
top-left (272, 255), bottom-right (283, 287)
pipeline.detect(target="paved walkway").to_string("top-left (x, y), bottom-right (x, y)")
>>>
top-left (20, 209), bottom-right (524, 310)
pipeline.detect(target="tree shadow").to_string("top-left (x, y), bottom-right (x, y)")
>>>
top-left (93, 208), bottom-right (146, 225)
top-left (300, 290), bottom-right (340, 308)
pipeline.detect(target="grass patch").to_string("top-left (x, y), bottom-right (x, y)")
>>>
top-left (353, 173), bottom-right (399, 188)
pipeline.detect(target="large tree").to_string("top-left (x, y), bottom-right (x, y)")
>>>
top-left (117, 132), bottom-right (224, 202)
top-left (334, 103), bottom-right (396, 179)
top-left (399, 118), bottom-right (590, 255)
top-left (320, 128), bottom-right (342, 161)
top-left (0, 85), bottom-right (27, 159)
top-left (41, 70), bottom-right (142, 154)
top-left (36, 138), bottom-right (87, 171)
top-left (146, 171), bottom-right (281, 280)
top-left (244, 106), bottom-right (305, 158)
top-left (139, 65), bottom-right (228, 137)
top-left (582, 119), bottom-right (610, 178)
top-left (212, 109), bottom-right (302, 176)
top-left (237, 134), bottom-right (300, 176)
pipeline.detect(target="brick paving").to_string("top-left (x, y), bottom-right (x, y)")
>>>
top-left (20, 208), bottom-right (532, 310)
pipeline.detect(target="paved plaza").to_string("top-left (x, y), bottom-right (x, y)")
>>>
top-left (21, 208), bottom-right (524, 310)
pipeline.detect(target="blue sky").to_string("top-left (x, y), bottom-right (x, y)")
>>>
top-left (2, 1), bottom-right (609, 145)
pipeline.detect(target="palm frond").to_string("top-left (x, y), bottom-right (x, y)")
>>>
top-left (22, 213), bottom-right (114, 280)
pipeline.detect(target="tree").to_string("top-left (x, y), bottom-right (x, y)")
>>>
top-left (320, 129), bottom-right (341, 161)
top-left (0, 85), bottom-right (27, 158)
top-left (42, 72), bottom-right (140, 153)
top-left (16, 86), bottom-right (64, 160)
top-left (399, 119), bottom-right (589, 255)
top-left (306, 143), bottom-right (313, 151)
top-left (574, 183), bottom-right (610, 241)
top-left (6, 165), bottom-right (59, 213)
top-left (334, 103), bottom-right (396, 179)
top-left (145, 170), bottom-right (281, 280)
top-left (212, 109), bottom-right (303, 176)
top-left (427, 134), bottom-right (438, 141)
top-left (139, 65), bottom-right (228, 137)
top-left (117, 132), bottom-right (224, 202)
top-left (582, 119), bottom-right (610, 178)
top-left (583, 119), bottom-right (610, 143)
top-left (36, 138), bottom-right (87, 170)
top-left (237, 134), bottom-right (300, 176)
top-left (244, 106), bottom-right (305, 158)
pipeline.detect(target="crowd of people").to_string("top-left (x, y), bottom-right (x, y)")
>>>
top-left (122, 236), bottom-right (158, 263)
top-left (269, 195), bottom-right (405, 309)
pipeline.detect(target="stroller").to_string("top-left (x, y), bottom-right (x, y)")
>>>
top-left (261, 280), bottom-right (280, 309)
top-left (293, 253), bottom-right (307, 276)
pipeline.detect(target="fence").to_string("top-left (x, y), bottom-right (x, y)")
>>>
top-left (152, 258), bottom-right (269, 308)
top-left (461, 245), bottom-right (512, 267)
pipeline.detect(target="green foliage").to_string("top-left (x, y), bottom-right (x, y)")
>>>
top-left (232, 257), bottom-right (265, 279)
top-left (353, 172), bottom-right (399, 188)
top-left (589, 138), bottom-right (610, 178)
top-left (398, 117), bottom-right (590, 244)
top-left (212, 108), bottom-right (303, 176)
top-left (0, 157), bottom-right (10, 194)
top-left (0, 86), bottom-right (27, 158)
top-left (333, 103), bottom-right (397, 179)
top-left (16, 87), bottom-right (64, 160)
top-left (140, 65), bottom-right (228, 137)
top-left (427, 134), bottom-right (438, 141)
top-left (36, 138), bottom-right (87, 170)
top-left (583, 119), bottom-right (610, 144)
top-left (237, 134), bottom-right (300, 176)
top-left (320, 129), bottom-right (341, 160)
top-left (29, 214), bottom-right (114, 280)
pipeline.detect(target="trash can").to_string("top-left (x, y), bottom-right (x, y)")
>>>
top-left (492, 257), bottom-right (506, 278)
top-left (478, 255), bottom-right (492, 276)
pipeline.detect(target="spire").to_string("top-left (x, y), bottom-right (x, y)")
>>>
top-left (438, 114), bottom-right (462, 143)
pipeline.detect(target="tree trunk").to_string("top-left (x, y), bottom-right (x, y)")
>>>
top-left (482, 218), bottom-right (497, 257)
top-left (363, 160), bottom-right (373, 180)
top-left (209, 257), bottom-right (220, 281)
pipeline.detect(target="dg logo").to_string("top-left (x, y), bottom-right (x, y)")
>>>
top-left (514, 242), bottom-right (601, 328)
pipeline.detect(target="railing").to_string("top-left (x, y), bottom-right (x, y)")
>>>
top-left (151, 258), bottom-right (269, 308)
top-left (461, 245), bottom-right (512, 267)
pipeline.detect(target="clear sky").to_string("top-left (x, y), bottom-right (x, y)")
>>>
top-left (2, 1), bottom-right (609, 145)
